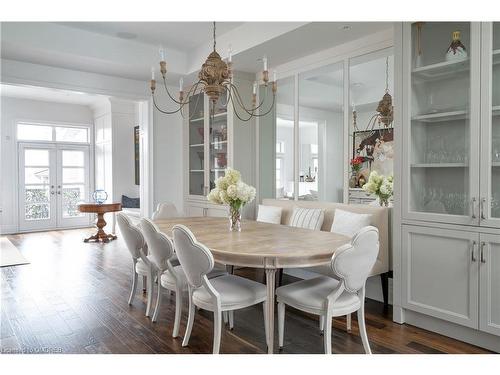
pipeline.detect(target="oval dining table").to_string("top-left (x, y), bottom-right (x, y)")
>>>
top-left (155, 216), bottom-right (350, 354)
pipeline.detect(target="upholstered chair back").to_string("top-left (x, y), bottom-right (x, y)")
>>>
top-left (331, 226), bottom-right (379, 293)
top-left (117, 212), bottom-right (145, 259)
top-left (151, 202), bottom-right (179, 220)
top-left (172, 224), bottom-right (214, 288)
top-left (140, 218), bottom-right (174, 271)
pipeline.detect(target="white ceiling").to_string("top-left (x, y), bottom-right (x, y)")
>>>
top-left (232, 22), bottom-right (392, 73)
top-left (56, 22), bottom-right (244, 52)
top-left (0, 84), bottom-right (107, 106)
top-left (1, 22), bottom-right (393, 83)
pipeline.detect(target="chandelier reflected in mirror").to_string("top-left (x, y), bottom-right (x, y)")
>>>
top-left (149, 22), bottom-right (277, 121)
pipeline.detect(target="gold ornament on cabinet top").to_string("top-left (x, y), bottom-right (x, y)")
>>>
top-left (445, 31), bottom-right (467, 62)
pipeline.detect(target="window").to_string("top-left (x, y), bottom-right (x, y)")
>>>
top-left (56, 127), bottom-right (88, 143)
top-left (17, 124), bottom-right (53, 141)
top-left (17, 123), bottom-right (89, 143)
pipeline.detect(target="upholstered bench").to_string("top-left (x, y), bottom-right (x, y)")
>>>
top-left (261, 198), bottom-right (391, 305)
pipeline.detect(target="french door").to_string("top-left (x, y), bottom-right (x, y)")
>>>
top-left (18, 142), bottom-right (91, 231)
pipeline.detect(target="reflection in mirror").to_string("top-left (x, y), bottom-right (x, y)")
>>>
top-left (298, 62), bottom-right (344, 201)
top-left (275, 77), bottom-right (295, 199)
top-left (259, 76), bottom-right (295, 200)
top-left (349, 48), bottom-right (394, 191)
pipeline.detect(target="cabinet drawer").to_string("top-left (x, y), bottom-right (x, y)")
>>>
top-left (402, 224), bottom-right (479, 328)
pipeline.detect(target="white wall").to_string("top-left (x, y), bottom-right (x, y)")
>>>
top-left (152, 90), bottom-right (184, 214)
top-left (0, 96), bottom-right (94, 234)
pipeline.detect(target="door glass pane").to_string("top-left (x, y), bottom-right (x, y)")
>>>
top-left (188, 92), bottom-right (205, 196)
top-left (55, 127), bottom-right (88, 143)
top-left (491, 23), bottom-right (500, 218)
top-left (210, 91), bottom-right (228, 191)
top-left (25, 149), bottom-right (49, 166)
top-left (25, 185), bottom-right (50, 204)
top-left (25, 204), bottom-right (50, 220)
top-left (25, 167), bottom-right (50, 184)
top-left (276, 76), bottom-right (295, 200)
top-left (299, 62), bottom-right (344, 202)
top-left (17, 124), bottom-right (53, 141)
top-left (410, 22), bottom-right (471, 216)
top-left (62, 185), bottom-right (85, 217)
top-left (62, 168), bottom-right (84, 183)
top-left (62, 150), bottom-right (85, 167)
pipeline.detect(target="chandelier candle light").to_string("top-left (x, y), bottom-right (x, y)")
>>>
top-left (150, 22), bottom-right (277, 121)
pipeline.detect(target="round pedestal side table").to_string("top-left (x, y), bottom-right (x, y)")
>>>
top-left (78, 203), bottom-right (122, 243)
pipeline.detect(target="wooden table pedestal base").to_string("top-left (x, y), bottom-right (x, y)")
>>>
top-left (83, 212), bottom-right (117, 243)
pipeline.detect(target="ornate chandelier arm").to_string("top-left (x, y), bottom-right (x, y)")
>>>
top-left (152, 94), bottom-right (184, 115)
top-left (230, 83), bottom-right (276, 117)
top-left (162, 77), bottom-right (203, 106)
top-left (227, 81), bottom-right (267, 115)
top-left (226, 85), bottom-right (276, 122)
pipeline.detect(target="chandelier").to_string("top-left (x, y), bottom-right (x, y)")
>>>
top-left (353, 56), bottom-right (394, 132)
top-left (149, 22), bottom-right (277, 121)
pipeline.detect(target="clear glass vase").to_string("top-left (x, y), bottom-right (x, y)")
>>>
top-left (228, 205), bottom-right (242, 232)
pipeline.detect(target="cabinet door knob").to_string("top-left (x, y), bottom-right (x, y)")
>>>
top-left (471, 197), bottom-right (477, 219)
top-left (471, 241), bottom-right (477, 262)
top-left (480, 198), bottom-right (486, 220)
top-left (480, 242), bottom-right (486, 264)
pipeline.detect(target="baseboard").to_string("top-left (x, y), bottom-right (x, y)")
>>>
top-left (404, 309), bottom-right (500, 353)
top-left (0, 225), bottom-right (17, 235)
top-left (283, 268), bottom-right (393, 305)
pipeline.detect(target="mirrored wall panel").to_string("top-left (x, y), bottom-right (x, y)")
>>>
top-left (298, 62), bottom-right (344, 201)
top-left (349, 48), bottom-right (394, 201)
top-left (275, 76), bottom-right (295, 200)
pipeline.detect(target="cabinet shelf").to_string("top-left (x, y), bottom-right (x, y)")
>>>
top-left (210, 169), bottom-right (226, 172)
top-left (492, 105), bottom-right (500, 116)
top-left (412, 110), bottom-right (467, 123)
top-left (211, 140), bottom-right (228, 145)
top-left (412, 58), bottom-right (469, 81)
top-left (190, 117), bottom-right (204, 123)
top-left (189, 143), bottom-right (204, 147)
top-left (493, 49), bottom-right (500, 65)
top-left (189, 169), bottom-right (204, 173)
top-left (411, 163), bottom-right (468, 168)
top-left (492, 162), bottom-right (500, 167)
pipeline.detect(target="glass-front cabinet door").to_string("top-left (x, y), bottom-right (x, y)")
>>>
top-left (209, 91), bottom-right (228, 191)
top-left (480, 22), bottom-right (500, 228)
top-left (188, 92), bottom-right (206, 197)
top-left (404, 22), bottom-right (481, 225)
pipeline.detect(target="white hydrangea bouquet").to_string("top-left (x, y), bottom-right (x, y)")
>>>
top-left (207, 168), bottom-right (256, 231)
top-left (362, 171), bottom-right (393, 207)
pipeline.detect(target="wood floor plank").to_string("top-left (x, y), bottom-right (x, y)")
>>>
top-left (0, 229), bottom-right (494, 354)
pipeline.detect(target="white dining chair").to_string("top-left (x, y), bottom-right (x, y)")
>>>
top-left (172, 224), bottom-right (268, 354)
top-left (151, 202), bottom-right (179, 220)
top-left (117, 212), bottom-right (154, 317)
top-left (140, 218), bottom-right (228, 337)
top-left (276, 226), bottom-right (379, 354)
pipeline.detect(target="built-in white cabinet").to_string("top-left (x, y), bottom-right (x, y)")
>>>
top-left (403, 22), bottom-right (500, 228)
top-left (479, 233), bottom-right (500, 336)
top-left (398, 22), bottom-right (500, 346)
top-left (402, 225), bottom-right (479, 328)
top-left (184, 74), bottom-right (255, 217)
top-left (402, 224), bottom-right (500, 335)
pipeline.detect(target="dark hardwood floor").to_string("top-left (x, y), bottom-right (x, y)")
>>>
top-left (0, 228), bottom-right (493, 354)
